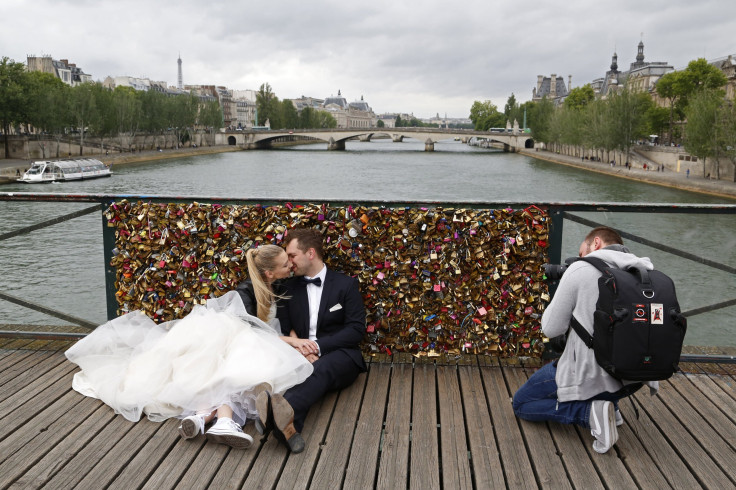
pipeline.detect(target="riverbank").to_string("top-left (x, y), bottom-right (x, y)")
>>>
top-left (520, 148), bottom-right (736, 200)
top-left (0, 146), bottom-right (240, 184)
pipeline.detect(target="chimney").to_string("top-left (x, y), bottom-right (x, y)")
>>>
top-left (537, 75), bottom-right (543, 93)
top-left (550, 74), bottom-right (557, 97)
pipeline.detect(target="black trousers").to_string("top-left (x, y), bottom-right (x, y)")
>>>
top-left (284, 349), bottom-right (362, 432)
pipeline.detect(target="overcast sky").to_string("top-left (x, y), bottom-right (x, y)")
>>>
top-left (3, 0), bottom-right (735, 119)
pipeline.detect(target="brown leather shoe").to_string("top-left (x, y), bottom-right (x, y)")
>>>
top-left (255, 390), bottom-right (273, 436)
top-left (270, 393), bottom-right (305, 453)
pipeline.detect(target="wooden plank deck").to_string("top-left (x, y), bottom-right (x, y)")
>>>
top-left (1, 342), bottom-right (735, 489)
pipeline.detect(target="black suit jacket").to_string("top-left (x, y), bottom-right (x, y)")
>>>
top-left (277, 269), bottom-right (367, 371)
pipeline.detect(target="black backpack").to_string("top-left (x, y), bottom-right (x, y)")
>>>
top-left (569, 256), bottom-right (687, 381)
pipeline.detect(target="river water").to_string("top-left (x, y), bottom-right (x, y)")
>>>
top-left (1, 139), bottom-right (734, 346)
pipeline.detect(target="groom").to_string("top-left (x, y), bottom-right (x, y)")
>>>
top-left (257, 227), bottom-right (367, 453)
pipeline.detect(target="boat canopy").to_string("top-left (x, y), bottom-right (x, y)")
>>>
top-left (50, 159), bottom-right (107, 173)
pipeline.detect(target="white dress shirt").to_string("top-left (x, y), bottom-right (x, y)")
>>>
top-left (305, 265), bottom-right (327, 343)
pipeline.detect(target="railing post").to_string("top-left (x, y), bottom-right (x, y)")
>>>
top-left (547, 205), bottom-right (564, 266)
top-left (100, 200), bottom-right (118, 322)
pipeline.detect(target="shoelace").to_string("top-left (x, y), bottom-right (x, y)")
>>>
top-left (224, 419), bottom-right (243, 433)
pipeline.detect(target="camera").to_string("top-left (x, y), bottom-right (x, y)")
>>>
top-left (542, 257), bottom-right (578, 280)
top-left (540, 257), bottom-right (579, 358)
top-left (541, 333), bottom-right (567, 359)
top-left (543, 263), bottom-right (568, 280)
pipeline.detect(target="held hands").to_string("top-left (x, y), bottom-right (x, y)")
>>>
top-left (290, 338), bottom-right (320, 357)
top-left (280, 331), bottom-right (320, 358)
top-left (305, 353), bottom-right (319, 363)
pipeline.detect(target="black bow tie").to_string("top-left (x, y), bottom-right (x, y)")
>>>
top-left (301, 276), bottom-right (322, 287)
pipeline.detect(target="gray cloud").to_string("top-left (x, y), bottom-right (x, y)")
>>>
top-left (4, 0), bottom-right (735, 118)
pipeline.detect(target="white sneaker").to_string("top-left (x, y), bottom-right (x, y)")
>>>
top-left (615, 409), bottom-right (624, 427)
top-left (178, 414), bottom-right (205, 439)
top-left (590, 400), bottom-right (618, 454)
top-left (206, 417), bottom-right (253, 450)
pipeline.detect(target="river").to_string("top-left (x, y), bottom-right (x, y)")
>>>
top-left (1, 139), bottom-right (734, 347)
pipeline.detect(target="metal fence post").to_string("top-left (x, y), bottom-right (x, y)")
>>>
top-left (100, 200), bottom-right (118, 321)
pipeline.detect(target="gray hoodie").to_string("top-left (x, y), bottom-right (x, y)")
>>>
top-left (542, 246), bottom-right (659, 402)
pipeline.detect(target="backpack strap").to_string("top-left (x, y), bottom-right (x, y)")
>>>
top-left (570, 315), bottom-right (594, 348)
top-left (574, 255), bottom-right (611, 273)
top-left (567, 256), bottom-right (611, 350)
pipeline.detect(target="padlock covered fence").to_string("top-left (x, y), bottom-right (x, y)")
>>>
top-left (1, 193), bottom-right (735, 361)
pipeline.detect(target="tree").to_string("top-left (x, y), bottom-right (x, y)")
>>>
top-left (718, 101), bottom-right (736, 182)
top-left (314, 111), bottom-right (336, 128)
top-left (376, 119), bottom-right (384, 128)
top-left (280, 99), bottom-right (298, 129)
top-left (112, 86), bottom-right (141, 150)
top-left (0, 57), bottom-right (29, 157)
top-left (655, 70), bottom-right (688, 145)
top-left (168, 94), bottom-right (198, 148)
top-left (518, 100), bottom-right (535, 130)
top-left (504, 93), bottom-right (522, 127)
top-left (564, 85), bottom-right (595, 111)
top-left (68, 82), bottom-right (100, 154)
top-left (684, 88), bottom-right (722, 178)
top-left (256, 83), bottom-right (280, 127)
top-left (297, 106), bottom-right (313, 129)
top-left (656, 59), bottom-right (728, 144)
top-left (528, 96), bottom-right (554, 144)
top-left (682, 58), bottom-right (729, 93)
top-left (197, 100), bottom-right (223, 145)
top-left (583, 98), bottom-right (617, 158)
top-left (469, 100), bottom-right (504, 131)
top-left (24, 71), bottom-right (70, 157)
top-left (607, 88), bottom-right (653, 156)
top-left (644, 105), bottom-right (670, 141)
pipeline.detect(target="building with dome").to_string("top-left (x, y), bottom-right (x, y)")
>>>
top-left (322, 91), bottom-right (376, 128)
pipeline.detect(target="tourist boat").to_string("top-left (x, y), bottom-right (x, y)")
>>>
top-left (18, 159), bottom-right (112, 183)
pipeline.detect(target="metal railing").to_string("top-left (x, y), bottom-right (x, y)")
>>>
top-left (1, 192), bottom-right (735, 362)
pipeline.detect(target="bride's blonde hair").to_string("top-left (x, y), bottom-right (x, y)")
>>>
top-left (245, 245), bottom-right (285, 323)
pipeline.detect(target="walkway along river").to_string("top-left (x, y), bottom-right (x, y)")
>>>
top-left (0, 139), bottom-right (734, 348)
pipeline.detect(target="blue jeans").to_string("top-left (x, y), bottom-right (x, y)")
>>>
top-left (512, 361), bottom-right (621, 428)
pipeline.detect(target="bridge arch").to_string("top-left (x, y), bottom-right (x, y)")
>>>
top-left (227, 136), bottom-right (237, 146)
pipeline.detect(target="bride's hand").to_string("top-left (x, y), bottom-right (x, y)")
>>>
top-left (280, 336), bottom-right (319, 356)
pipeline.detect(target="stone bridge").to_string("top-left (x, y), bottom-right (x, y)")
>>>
top-left (215, 127), bottom-right (534, 152)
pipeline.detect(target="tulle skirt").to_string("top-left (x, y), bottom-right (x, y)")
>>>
top-left (65, 291), bottom-right (313, 424)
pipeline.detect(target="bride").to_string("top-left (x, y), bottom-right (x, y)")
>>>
top-left (65, 244), bottom-right (313, 449)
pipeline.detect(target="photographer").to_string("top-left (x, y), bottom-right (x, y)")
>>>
top-left (512, 226), bottom-right (658, 454)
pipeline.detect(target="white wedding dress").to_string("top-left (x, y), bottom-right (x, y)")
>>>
top-left (66, 291), bottom-right (313, 424)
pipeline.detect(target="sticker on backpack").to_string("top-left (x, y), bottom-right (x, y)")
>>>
top-left (633, 304), bottom-right (648, 323)
top-left (650, 303), bottom-right (664, 325)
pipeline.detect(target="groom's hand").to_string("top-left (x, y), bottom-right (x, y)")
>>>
top-left (305, 353), bottom-right (319, 363)
top-left (291, 338), bottom-right (320, 356)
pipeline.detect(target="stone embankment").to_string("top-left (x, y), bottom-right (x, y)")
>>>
top-left (519, 149), bottom-right (736, 200)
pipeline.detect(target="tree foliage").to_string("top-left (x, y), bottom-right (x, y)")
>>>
top-left (564, 85), bottom-right (595, 111)
top-left (684, 88), bottom-right (723, 177)
top-left (656, 58), bottom-right (728, 143)
top-left (469, 100), bottom-right (505, 130)
top-left (0, 57), bottom-right (29, 157)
